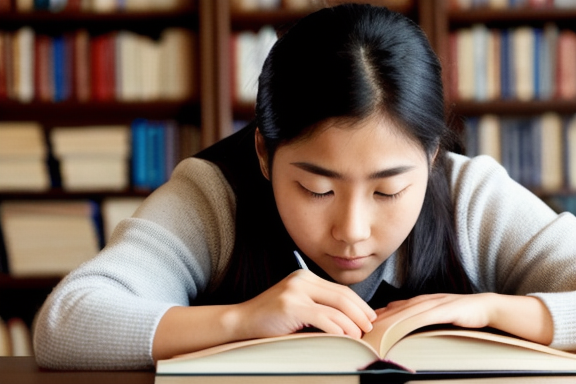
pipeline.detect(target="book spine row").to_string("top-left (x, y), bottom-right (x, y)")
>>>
top-left (0, 27), bottom-right (195, 103)
top-left (0, 119), bottom-right (199, 192)
top-left (0, 317), bottom-right (32, 357)
top-left (451, 0), bottom-right (576, 9)
top-left (449, 25), bottom-right (576, 102)
top-left (0, 197), bottom-right (146, 277)
top-left (230, 26), bottom-right (277, 105)
top-left (0, 0), bottom-right (191, 13)
top-left (130, 119), bottom-right (192, 191)
top-left (464, 112), bottom-right (576, 192)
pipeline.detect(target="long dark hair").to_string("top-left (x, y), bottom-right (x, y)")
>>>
top-left (256, 4), bottom-right (474, 295)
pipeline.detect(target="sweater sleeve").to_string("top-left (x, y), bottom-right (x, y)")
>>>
top-left (33, 158), bottom-right (236, 370)
top-left (449, 153), bottom-right (576, 351)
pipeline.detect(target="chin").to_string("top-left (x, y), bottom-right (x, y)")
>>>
top-left (330, 270), bottom-right (371, 286)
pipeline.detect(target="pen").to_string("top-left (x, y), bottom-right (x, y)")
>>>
top-left (293, 250), bottom-right (309, 270)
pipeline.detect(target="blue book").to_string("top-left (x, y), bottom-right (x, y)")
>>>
top-left (533, 28), bottom-right (542, 100)
top-left (131, 119), bottom-right (149, 190)
top-left (34, 0), bottom-right (50, 10)
top-left (500, 29), bottom-right (511, 100)
top-left (53, 36), bottom-right (65, 102)
top-left (147, 122), bottom-right (166, 190)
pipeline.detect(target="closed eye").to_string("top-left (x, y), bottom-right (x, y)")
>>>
top-left (375, 188), bottom-right (406, 200)
top-left (299, 184), bottom-right (333, 199)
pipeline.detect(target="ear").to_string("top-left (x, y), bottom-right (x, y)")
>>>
top-left (254, 128), bottom-right (270, 180)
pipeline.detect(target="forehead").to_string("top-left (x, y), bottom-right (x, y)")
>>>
top-left (282, 115), bottom-right (424, 158)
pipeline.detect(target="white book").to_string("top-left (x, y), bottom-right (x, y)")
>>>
top-left (13, 27), bottom-right (34, 103)
top-left (472, 24), bottom-right (489, 101)
top-left (539, 113), bottom-right (564, 192)
top-left (478, 114), bottom-right (501, 164)
top-left (457, 28), bottom-right (474, 101)
top-left (159, 28), bottom-right (194, 100)
top-left (513, 27), bottom-right (534, 101)
top-left (101, 197), bottom-right (145, 242)
top-left (140, 36), bottom-right (161, 101)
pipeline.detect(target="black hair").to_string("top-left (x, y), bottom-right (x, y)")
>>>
top-left (256, 4), bottom-right (474, 295)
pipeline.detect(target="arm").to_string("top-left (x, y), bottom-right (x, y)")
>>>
top-left (406, 154), bottom-right (576, 349)
top-left (152, 270), bottom-right (376, 361)
top-left (33, 159), bottom-right (236, 369)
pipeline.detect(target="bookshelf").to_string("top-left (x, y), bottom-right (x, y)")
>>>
top-left (435, 0), bottom-right (576, 204)
top-left (0, 2), bottom-right (202, 328)
top-left (216, 0), bottom-right (432, 134)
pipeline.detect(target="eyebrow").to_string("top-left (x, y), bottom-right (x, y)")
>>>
top-left (291, 162), bottom-right (415, 180)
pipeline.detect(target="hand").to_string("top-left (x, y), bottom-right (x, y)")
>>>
top-left (374, 293), bottom-right (554, 345)
top-left (233, 270), bottom-right (377, 341)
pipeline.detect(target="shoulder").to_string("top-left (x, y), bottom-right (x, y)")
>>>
top-left (135, 157), bottom-right (237, 286)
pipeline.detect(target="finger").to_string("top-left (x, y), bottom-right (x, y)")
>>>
top-left (302, 304), bottom-right (365, 339)
top-left (302, 275), bottom-right (376, 332)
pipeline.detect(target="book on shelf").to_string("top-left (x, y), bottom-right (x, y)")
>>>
top-left (101, 197), bottom-right (145, 242)
top-left (0, 317), bottom-right (34, 357)
top-left (0, 200), bottom-right (100, 277)
top-left (556, 30), bottom-right (576, 100)
top-left (155, 315), bottom-right (576, 380)
top-left (0, 317), bottom-right (9, 357)
top-left (0, 28), bottom-right (195, 103)
top-left (449, 24), bottom-right (572, 102)
top-left (0, 121), bottom-right (50, 191)
top-left (566, 115), bottom-right (576, 190)
top-left (464, 113), bottom-right (572, 192)
top-left (50, 125), bottom-right (130, 191)
top-left (8, 0), bottom-right (191, 12)
top-left (231, 26), bottom-right (277, 105)
top-left (6, 318), bottom-right (32, 357)
top-left (131, 119), bottom-right (197, 190)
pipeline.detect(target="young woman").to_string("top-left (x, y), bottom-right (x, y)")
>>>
top-left (34, 4), bottom-right (576, 369)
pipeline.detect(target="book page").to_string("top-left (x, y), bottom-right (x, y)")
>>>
top-left (386, 330), bottom-right (576, 372)
top-left (158, 333), bottom-right (381, 374)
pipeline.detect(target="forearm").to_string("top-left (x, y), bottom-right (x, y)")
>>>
top-left (152, 304), bottom-right (243, 361)
top-left (487, 293), bottom-right (554, 345)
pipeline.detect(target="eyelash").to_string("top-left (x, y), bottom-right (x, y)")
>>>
top-left (301, 185), bottom-right (404, 200)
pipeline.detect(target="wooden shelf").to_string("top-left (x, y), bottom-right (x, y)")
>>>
top-left (231, 2), bottom-right (417, 31)
top-left (233, 102), bottom-right (256, 121)
top-left (0, 188), bottom-right (152, 201)
top-left (449, 8), bottom-right (576, 22)
top-left (449, 100), bottom-right (576, 116)
top-left (0, 10), bottom-right (198, 30)
top-left (0, 274), bottom-right (61, 289)
top-left (448, 8), bottom-right (576, 28)
top-left (0, 100), bottom-right (200, 124)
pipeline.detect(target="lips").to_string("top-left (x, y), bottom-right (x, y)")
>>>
top-left (328, 254), bottom-right (371, 269)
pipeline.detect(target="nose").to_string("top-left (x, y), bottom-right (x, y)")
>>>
top-left (331, 197), bottom-right (371, 245)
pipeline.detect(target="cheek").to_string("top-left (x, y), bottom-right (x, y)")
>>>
top-left (272, 180), bottom-right (320, 239)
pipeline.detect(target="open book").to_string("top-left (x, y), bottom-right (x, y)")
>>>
top-left (156, 313), bottom-right (576, 377)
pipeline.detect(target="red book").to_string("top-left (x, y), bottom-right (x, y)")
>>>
top-left (90, 33), bottom-right (116, 102)
top-left (448, 31), bottom-right (458, 102)
top-left (35, 34), bottom-right (53, 102)
top-left (74, 29), bottom-right (90, 102)
top-left (556, 30), bottom-right (576, 100)
top-left (0, 32), bottom-right (6, 100)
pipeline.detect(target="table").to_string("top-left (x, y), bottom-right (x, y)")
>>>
top-left (2, 357), bottom-right (576, 384)
top-left (0, 357), bottom-right (154, 384)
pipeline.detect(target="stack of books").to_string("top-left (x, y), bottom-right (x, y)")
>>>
top-left (0, 200), bottom-right (100, 277)
top-left (0, 122), bottom-right (50, 192)
top-left (50, 125), bottom-right (130, 191)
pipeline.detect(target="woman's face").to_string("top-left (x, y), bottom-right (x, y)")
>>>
top-left (258, 116), bottom-right (431, 285)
